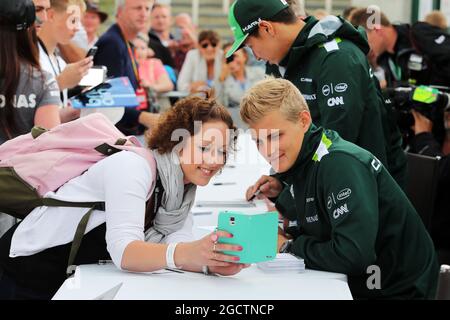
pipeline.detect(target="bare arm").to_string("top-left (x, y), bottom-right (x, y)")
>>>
top-left (57, 57), bottom-right (93, 90)
top-left (58, 42), bottom-right (87, 63)
top-left (120, 241), bottom-right (169, 272)
top-left (34, 104), bottom-right (61, 129)
top-left (120, 232), bottom-right (244, 274)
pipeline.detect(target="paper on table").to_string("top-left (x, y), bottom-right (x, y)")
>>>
top-left (93, 282), bottom-right (123, 300)
top-left (257, 253), bottom-right (305, 273)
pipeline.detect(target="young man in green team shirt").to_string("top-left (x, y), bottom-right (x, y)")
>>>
top-left (226, 0), bottom-right (407, 189)
top-left (242, 77), bottom-right (438, 300)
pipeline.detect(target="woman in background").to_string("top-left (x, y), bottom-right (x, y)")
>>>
top-left (134, 33), bottom-right (174, 94)
top-left (82, 0), bottom-right (108, 49)
top-left (177, 30), bottom-right (223, 94)
top-left (217, 43), bottom-right (265, 128)
top-left (0, 0), bottom-right (61, 237)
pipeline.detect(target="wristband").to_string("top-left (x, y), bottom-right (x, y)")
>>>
top-left (166, 242), bottom-right (179, 269)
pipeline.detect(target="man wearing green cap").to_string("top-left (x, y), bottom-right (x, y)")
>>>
top-left (227, 0), bottom-right (407, 189)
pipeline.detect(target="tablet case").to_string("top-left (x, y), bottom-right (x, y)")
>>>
top-left (70, 77), bottom-right (139, 109)
top-left (218, 211), bottom-right (278, 264)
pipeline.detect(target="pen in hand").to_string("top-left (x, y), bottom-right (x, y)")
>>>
top-left (248, 181), bottom-right (271, 201)
top-left (248, 189), bottom-right (261, 202)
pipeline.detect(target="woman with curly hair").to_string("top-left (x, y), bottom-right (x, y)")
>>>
top-left (0, 95), bottom-right (246, 300)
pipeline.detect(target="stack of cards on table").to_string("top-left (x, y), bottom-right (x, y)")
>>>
top-left (257, 253), bottom-right (305, 273)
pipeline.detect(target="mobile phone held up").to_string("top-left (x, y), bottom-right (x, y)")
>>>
top-left (86, 46), bottom-right (98, 58)
top-left (217, 211), bottom-right (278, 264)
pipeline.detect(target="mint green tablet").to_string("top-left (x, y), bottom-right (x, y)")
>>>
top-left (217, 211), bottom-right (278, 264)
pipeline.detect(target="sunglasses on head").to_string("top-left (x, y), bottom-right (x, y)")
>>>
top-left (200, 42), bottom-right (218, 49)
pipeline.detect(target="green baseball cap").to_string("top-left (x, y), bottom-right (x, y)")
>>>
top-left (226, 0), bottom-right (289, 58)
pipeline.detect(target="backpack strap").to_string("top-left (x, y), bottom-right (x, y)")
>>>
top-left (41, 198), bottom-right (105, 211)
top-left (66, 206), bottom-right (96, 277)
top-left (66, 177), bottom-right (163, 277)
top-left (144, 174), bottom-right (164, 231)
top-left (64, 149), bottom-right (157, 277)
top-left (31, 127), bottom-right (48, 139)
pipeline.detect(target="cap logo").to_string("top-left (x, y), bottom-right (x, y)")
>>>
top-left (242, 18), bottom-right (261, 32)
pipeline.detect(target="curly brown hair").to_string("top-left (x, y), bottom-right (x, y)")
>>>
top-left (148, 94), bottom-right (237, 155)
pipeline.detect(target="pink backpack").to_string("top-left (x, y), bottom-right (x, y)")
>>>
top-left (0, 113), bottom-right (157, 273)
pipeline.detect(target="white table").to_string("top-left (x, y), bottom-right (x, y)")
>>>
top-left (53, 134), bottom-right (352, 300)
top-left (53, 263), bottom-right (351, 300)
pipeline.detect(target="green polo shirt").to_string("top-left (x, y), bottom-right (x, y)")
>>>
top-left (273, 125), bottom-right (438, 299)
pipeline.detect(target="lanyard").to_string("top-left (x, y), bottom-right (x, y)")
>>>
top-left (38, 38), bottom-right (62, 78)
top-left (388, 57), bottom-right (402, 82)
top-left (38, 38), bottom-right (64, 103)
top-left (118, 26), bottom-right (140, 84)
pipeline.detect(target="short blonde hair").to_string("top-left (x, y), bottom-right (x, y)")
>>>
top-left (240, 78), bottom-right (309, 124)
top-left (425, 11), bottom-right (448, 30)
top-left (50, 0), bottom-right (86, 12)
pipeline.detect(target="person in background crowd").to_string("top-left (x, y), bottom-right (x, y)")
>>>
top-left (82, 0), bottom-right (108, 49)
top-left (150, 3), bottom-right (173, 48)
top-left (177, 30), bottom-right (223, 94)
top-left (424, 10), bottom-right (448, 31)
top-left (37, 0), bottom-right (92, 122)
top-left (0, 0), bottom-right (61, 237)
top-left (0, 95), bottom-right (248, 300)
top-left (217, 43), bottom-right (265, 128)
top-left (148, 3), bottom-right (176, 69)
top-left (134, 33), bottom-right (174, 94)
top-left (173, 13), bottom-right (198, 72)
top-left (95, 0), bottom-right (159, 136)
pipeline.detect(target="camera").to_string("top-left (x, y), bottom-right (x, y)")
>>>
top-left (385, 85), bottom-right (450, 146)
